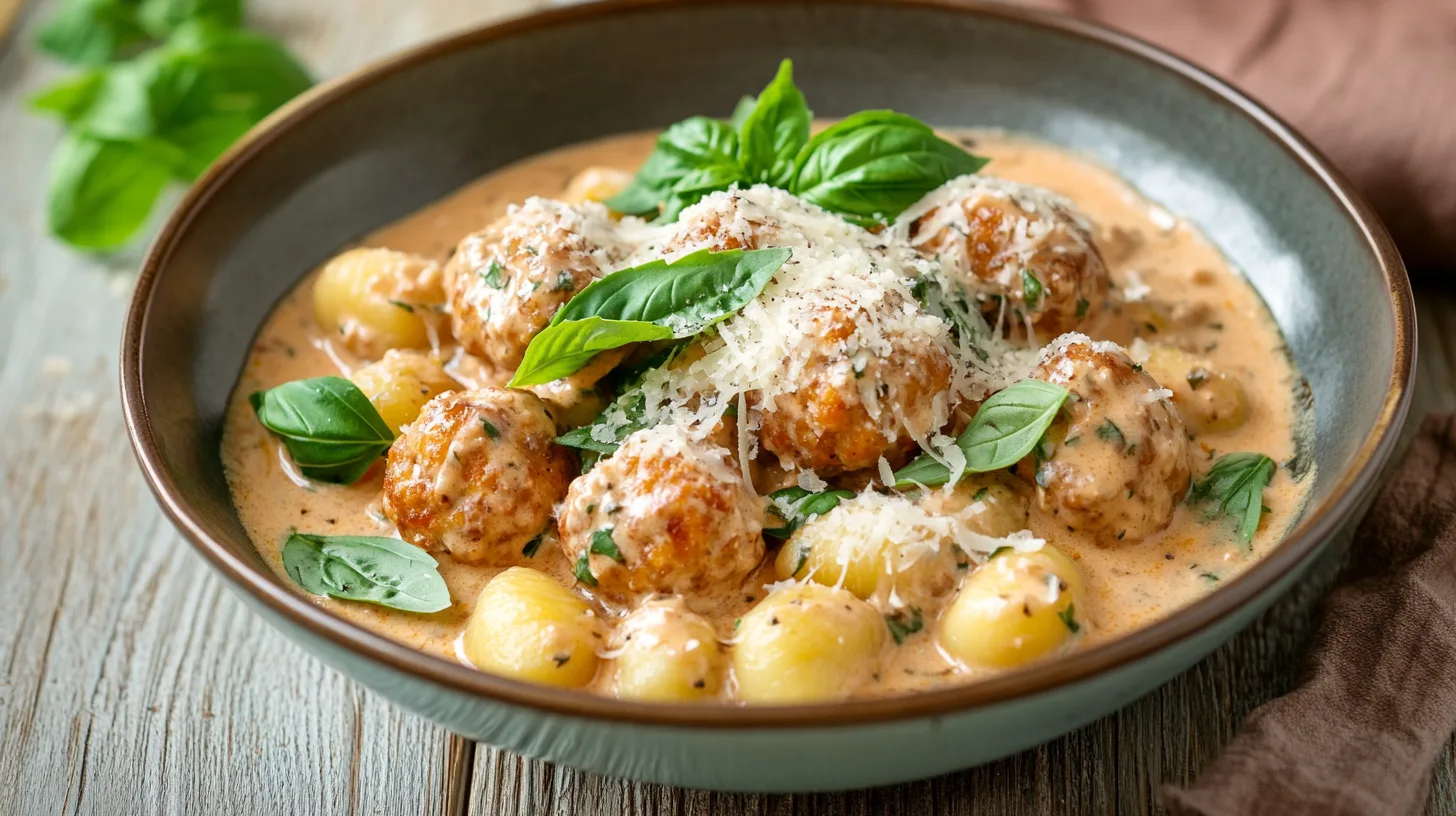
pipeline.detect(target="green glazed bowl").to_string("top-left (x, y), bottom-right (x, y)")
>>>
top-left (121, 0), bottom-right (1414, 792)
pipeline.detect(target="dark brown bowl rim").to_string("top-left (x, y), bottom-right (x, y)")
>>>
top-left (121, 0), bottom-right (1415, 730)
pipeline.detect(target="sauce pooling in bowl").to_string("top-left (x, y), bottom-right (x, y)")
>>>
top-left (221, 129), bottom-right (1312, 703)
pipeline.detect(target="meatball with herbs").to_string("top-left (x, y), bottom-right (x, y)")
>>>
top-left (1023, 338), bottom-right (1192, 544)
top-left (558, 424), bottom-right (765, 601)
top-left (909, 178), bottom-right (1111, 341)
top-left (445, 198), bottom-right (622, 371)
top-left (383, 387), bottom-right (573, 565)
top-left (757, 300), bottom-right (955, 475)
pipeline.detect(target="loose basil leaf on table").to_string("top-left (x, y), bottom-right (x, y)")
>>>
top-left (249, 376), bottom-right (395, 484)
top-left (46, 133), bottom-right (176, 250)
top-left (510, 247), bottom-right (791, 387)
top-left (894, 379), bottom-right (1069, 488)
top-left (1188, 452), bottom-right (1277, 543)
top-left (31, 19), bottom-right (312, 250)
top-left (36, 0), bottom-right (149, 66)
top-left (763, 486), bottom-right (855, 539)
top-left (37, 0), bottom-right (243, 65)
top-left (736, 58), bottom-right (812, 188)
top-left (790, 110), bottom-right (989, 225)
top-left (282, 533), bottom-right (450, 613)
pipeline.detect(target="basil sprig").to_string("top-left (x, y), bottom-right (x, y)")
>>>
top-left (735, 59), bottom-right (811, 188)
top-left (31, 14), bottom-right (311, 250)
top-left (282, 533), bottom-right (450, 613)
top-left (37, 0), bottom-right (243, 65)
top-left (608, 59), bottom-right (985, 226)
top-left (789, 111), bottom-right (987, 225)
top-left (1189, 452), bottom-right (1277, 543)
top-left (250, 376), bottom-right (394, 484)
top-left (763, 486), bottom-right (855, 539)
top-left (510, 247), bottom-right (791, 387)
top-left (894, 379), bottom-right (1069, 487)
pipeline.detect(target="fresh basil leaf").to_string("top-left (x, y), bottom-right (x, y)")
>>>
top-left (30, 70), bottom-right (107, 122)
top-left (35, 20), bottom-right (312, 251)
top-left (164, 112), bottom-right (254, 178)
top-left (36, 0), bottom-right (148, 66)
top-left (790, 110), bottom-right (988, 225)
top-left (553, 247), bottom-right (791, 334)
top-left (512, 248), bottom-right (790, 386)
top-left (1189, 452), bottom-right (1276, 543)
top-left (555, 387), bottom-right (650, 455)
top-left (604, 148), bottom-right (684, 217)
top-left (46, 133), bottom-right (174, 251)
top-left (737, 59), bottom-right (811, 187)
top-left (282, 533), bottom-right (450, 613)
top-left (511, 317), bottom-right (673, 388)
top-left (893, 379), bottom-right (1069, 487)
top-left (160, 22), bottom-right (311, 123)
top-left (137, 0), bottom-right (241, 38)
top-left (763, 486), bottom-right (855, 539)
top-left (249, 376), bottom-right (395, 484)
top-left (729, 94), bottom-right (757, 131)
top-left (884, 607), bottom-right (924, 644)
top-left (605, 116), bottom-right (743, 220)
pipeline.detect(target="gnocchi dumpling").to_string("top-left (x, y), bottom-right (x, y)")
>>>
top-left (462, 567), bottom-right (600, 688)
top-left (732, 582), bottom-right (885, 703)
top-left (562, 166), bottom-right (632, 206)
top-left (938, 545), bottom-right (1086, 669)
top-left (611, 598), bottom-right (726, 702)
top-left (312, 247), bottom-right (446, 358)
top-left (773, 492), bottom-right (959, 607)
top-left (1140, 344), bottom-right (1251, 436)
top-left (349, 349), bottom-right (457, 433)
top-left (914, 474), bottom-right (1030, 539)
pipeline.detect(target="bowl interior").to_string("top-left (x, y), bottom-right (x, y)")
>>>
top-left (129, 0), bottom-right (1408, 716)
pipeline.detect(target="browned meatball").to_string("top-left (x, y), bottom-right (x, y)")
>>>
top-left (558, 424), bottom-right (765, 601)
top-left (383, 387), bottom-right (573, 565)
top-left (661, 186), bottom-right (875, 256)
top-left (909, 178), bottom-right (1111, 340)
top-left (1024, 339), bottom-right (1192, 544)
top-left (445, 199), bottom-right (620, 371)
top-left (757, 302), bottom-right (955, 475)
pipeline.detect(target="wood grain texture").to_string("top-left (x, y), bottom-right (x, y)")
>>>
top-left (0, 0), bottom-right (1452, 813)
top-left (0, 0), bottom-right (539, 814)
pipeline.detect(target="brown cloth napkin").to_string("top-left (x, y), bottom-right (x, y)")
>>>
top-left (1021, 0), bottom-right (1456, 271)
top-left (1160, 414), bottom-right (1456, 815)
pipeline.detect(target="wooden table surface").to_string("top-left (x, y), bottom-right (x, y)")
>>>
top-left (2, 0), bottom-right (1454, 813)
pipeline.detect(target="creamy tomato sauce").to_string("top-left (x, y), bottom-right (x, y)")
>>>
top-left (221, 130), bottom-right (1312, 698)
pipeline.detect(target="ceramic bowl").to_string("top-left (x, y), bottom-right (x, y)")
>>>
top-left (121, 0), bottom-right (1414, 792)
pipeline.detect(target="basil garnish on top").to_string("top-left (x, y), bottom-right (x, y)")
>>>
top-left (606, 117), bottom-right (746, 223)
top-left (250, 376), bottom-right (394, 484)
top-left (509, 247), bottom-right (791, 387)
top-left (789, 111), bottom-right (988, 225)
top-left (282, 533), bottom-right (450, 613)
top-left (735, 59), bottom-right (811, 188)
top-left (607, 58), bottom-right (985, 226)
top-left (1189, 452), bottom-right (1277, 543)
top-left (894, 379), bottom-right (1069, 487)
